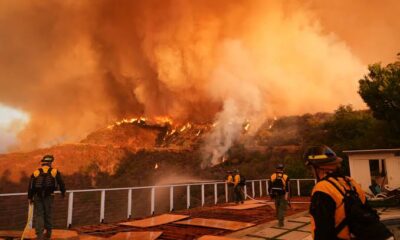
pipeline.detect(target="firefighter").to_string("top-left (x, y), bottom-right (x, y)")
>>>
top-left (269, 163), bottom-right (289, 227)
top-left (233, 169), bottom-right (244, 204)
top-left (226, 170), bottom-right (234, 202)
top-left (28, 155), bottom-right (66, 240)
top-left (304, 145), bottom-right (393, 240)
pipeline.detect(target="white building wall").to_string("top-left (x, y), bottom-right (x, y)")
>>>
top-left (386, 157), bottom-right (400, 188)
top-left (349, 158), bottom-right (371, 193)
top-left (348, 151), bottom-right (400, 193)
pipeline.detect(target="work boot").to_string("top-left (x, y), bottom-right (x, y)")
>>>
top-left (278, 221), bottom-right (284, 228)
top-left (36, 234), bottom-right (44, 240)
top-left (44, 229), bottom-right (51, 240)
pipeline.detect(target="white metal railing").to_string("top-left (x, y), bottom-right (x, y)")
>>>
top-left (0, 178), bottom-right (316, 228)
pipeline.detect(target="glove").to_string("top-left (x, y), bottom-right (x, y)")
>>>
top-left (284, 193), bottom-right (289, 201)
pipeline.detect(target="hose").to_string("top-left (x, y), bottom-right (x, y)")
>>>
top-left (21, 202), bottom-right (33, 240)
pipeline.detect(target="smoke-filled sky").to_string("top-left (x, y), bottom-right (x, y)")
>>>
top-left (0, 0), bottom-right (399, 153)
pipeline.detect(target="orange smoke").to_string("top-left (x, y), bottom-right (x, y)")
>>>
top-left (0, 0), bottom-right (398, 152)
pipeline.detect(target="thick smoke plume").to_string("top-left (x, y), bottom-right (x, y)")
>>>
top-left (0, 0), bottom-right (399, 165)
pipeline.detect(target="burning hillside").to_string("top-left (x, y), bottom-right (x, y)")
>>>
top-left (82, 117), bottom-right (213, 150)
top-left (7, 0), bottom-right (400, 154)
top-left (0, 114), bottom-right (272, 183)
top-left (0, 117), bottom-right (212, 182)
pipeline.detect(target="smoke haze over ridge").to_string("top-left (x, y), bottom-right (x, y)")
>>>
top-left (0, 0), bottom-right (399, 157)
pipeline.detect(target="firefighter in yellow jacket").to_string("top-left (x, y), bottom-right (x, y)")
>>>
top-left (226, 170), bottom-right (234, 202)
top-left (233, 169), bottom-right (244, 204)
top-left (304, 145), bottom-right (393, 240)
top-left (269, 163), bottom-right (289, 227)
top-left (28, 155), bottom-right (66, 240)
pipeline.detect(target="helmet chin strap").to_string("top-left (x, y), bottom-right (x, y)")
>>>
top-left (312, 165), bottom-right (336, 181)
top-left (312, 166), bottom-right (322, 181)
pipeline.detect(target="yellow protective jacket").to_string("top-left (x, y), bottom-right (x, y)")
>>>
top-left (233, 174), bottom-right (240, 187)
top-left (226, 175), bottom-right (234, 185)
top-left (28, 165), bottom-right (66, 199)
top-left (310, 176), bottom-right (366, 240)
top-left (270, 172), bottom-right (289, 192)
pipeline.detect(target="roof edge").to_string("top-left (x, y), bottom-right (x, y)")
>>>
top-left (343, 148), bottom-right (400, 155)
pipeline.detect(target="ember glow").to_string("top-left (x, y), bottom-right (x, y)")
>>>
top-left (0, 0), bottom-right (399, 159)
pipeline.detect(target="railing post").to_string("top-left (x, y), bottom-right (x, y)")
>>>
top-left (170, 186), bottom-right (174, 212)
top-left (266, 179), bottom-right (269, 196)
top-left (151, 187), bottom-right (155, 215)
top-left (214, 183), bottom-right (218, 205)
top-left (259, 180), bottom-right (262, 197)
top-left (186, 185), bottom-right (191, 209)
top-left (244, 185), bottom-right (247, 199)
top-left (100, 190), bottom-right (105, 223)
top-left (297, 179), bottom-right (301, 196)
top-left (127, 189), bottom-right (132, 219)
top-left (201, 184), bottom-right (205, 206)
top-left (314, 179), bottom-right (317, 185)
top-left (67, 192), bottom-right (74, 228)
top-left (225, 182), bottom-right (228, 203)
top-left (252, 181), bottom-right (255, 198)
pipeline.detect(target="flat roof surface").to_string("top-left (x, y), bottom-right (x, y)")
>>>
top-left (75, 197), bottom-right (310, 240)
top-left (343, 148), bottom-right (400, 154)
top-left (119, 214), bottom-right (189, 228)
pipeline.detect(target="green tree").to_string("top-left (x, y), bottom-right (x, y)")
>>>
top-left (358, 54), bottom-right (400, 132)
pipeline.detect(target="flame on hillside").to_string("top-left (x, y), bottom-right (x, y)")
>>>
top-left (100, 115), bottom-right (258, 155)
top-left (107, 116), bottom-right (173, 130)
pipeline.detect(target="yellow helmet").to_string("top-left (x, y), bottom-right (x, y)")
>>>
top-left (304, 145), bottom-right (342, 166)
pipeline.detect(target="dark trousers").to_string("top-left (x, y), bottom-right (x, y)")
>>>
top-left (234, 185), bottom-right (244, 203)
top-left (273, 194), bottom-right (287, 225)
top-left (228, 184), bottom-right (234, 202)
top-left (34, 195), bottom-right (54, 239)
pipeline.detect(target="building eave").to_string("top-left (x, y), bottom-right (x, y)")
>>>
top-left (343, 148), bottom-right (400, 155)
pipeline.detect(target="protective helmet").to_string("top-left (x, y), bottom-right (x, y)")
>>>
top-left (304, 145), bottom-right (342, 166)
top-left (275, 163), bottom-right (284, 169)
top-left (41, 155), bottom-right (54, 163)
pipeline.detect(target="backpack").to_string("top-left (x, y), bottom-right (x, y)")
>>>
top-left (326, 178), bottom-right (393, 240)
top-left (34, 167), bottom-right (57, 196)
top-left (239, 174), bottom-right (246, 186)
top-left (270, 173), bottom-right (286, 195)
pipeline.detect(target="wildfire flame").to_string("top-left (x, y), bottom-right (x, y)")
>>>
top-left (243, 122), bottom-right (250, 132)
top-left (268, 116), bottom-right (278, 129)
top-left (180, 122), bottom-right (192, 132)
top-left (180, 125), bottom-right (187, 132)
top-left (169, 129), bottom-right (176, 135)
top-left (106, 116), bottom-right (174, 130)
top-left (154, 116), bottom-right (173, 125)
top-left (222, 155), bottom-right (227, 162)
